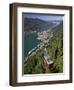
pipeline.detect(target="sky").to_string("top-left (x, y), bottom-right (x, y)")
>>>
top-left (23, 13), bottom-right (64, 21)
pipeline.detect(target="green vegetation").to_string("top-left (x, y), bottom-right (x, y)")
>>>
top-left (24, 22), bottom-right (63, 74)
top-left (24, 49), bottom-right (45, 74)
top-left (48, 25), bottom-right (63, 73)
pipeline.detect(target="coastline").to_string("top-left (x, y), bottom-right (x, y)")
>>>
top-left (24, 31), bottom-right (53, 63)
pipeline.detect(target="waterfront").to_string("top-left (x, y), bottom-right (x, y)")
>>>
top-left (24, 29), bottom-right (53, 63)
top-left (24, 32), bottom-right (41, 59)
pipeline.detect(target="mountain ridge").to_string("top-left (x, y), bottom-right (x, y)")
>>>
top-left (24, 18), bottom-right (62, 33)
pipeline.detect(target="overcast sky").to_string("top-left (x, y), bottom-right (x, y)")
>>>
top-left (23, 13), bottom-right (64, 21)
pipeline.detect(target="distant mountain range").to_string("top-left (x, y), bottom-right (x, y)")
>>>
top-left (24, 18), bottom-right (62, 33)
top-left (51, 21), bottom-right (63, 33)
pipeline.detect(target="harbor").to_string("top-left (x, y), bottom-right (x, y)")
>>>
top-left (24, 30), bottom-right (53, 64)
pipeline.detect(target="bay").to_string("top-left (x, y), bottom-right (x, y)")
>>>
top-left (24, 32), bottom-right (41, 58)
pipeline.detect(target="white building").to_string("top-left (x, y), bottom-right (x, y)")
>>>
top-left (44, 48), bottom-right (53, 67)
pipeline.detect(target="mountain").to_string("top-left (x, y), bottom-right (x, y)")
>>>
top-left (24, 18), bottom-right (60, 32)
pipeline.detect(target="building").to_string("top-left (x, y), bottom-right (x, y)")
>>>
top-left (44, 48), bottom-right (53, 68)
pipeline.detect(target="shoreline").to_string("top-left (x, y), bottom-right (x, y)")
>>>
top-left (24, 38), bottom-right (50, 63)
top-left (24, 30), bottom-right (54, 63)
